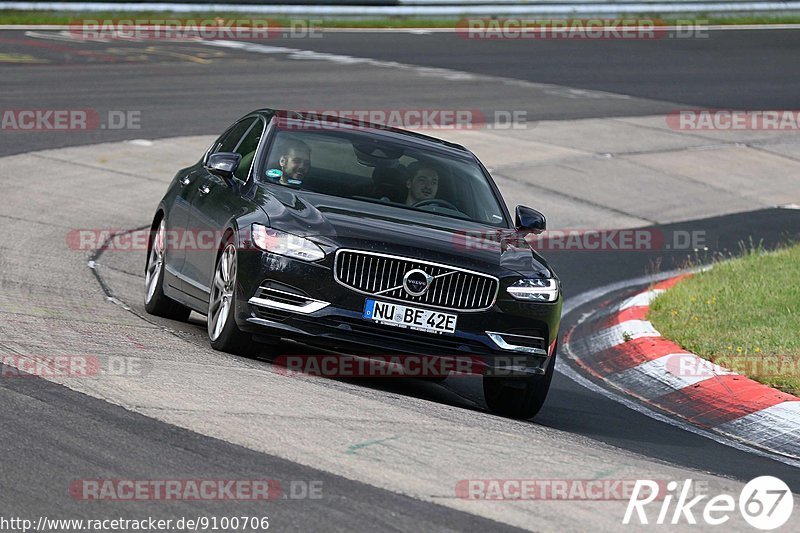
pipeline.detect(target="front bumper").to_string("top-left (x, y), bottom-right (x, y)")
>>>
top-left (235, 250), bottom-right (561, 375)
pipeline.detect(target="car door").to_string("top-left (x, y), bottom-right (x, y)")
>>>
top-left (181, 116), bottom-right (265, 303)
top-left (162, 166), bottom-right (209, 291)
top-left (163, 121), bottom-right (247, 295)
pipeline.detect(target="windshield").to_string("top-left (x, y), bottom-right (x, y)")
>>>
top-left (259, 125), bottom-right (508, 227)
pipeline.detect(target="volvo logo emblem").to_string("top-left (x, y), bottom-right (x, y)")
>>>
top-left (403, 269), bottom-right (433, 296)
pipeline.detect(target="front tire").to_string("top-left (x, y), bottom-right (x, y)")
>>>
top-left (144, 218), bottom-right (191, 321)
top-left (207, 239), bottom-right (254, 355)
top-left (483, 343), bottom-right (557, 419)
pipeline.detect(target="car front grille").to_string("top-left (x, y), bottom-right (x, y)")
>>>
top-left (333, 249), bottom-right (499, 312)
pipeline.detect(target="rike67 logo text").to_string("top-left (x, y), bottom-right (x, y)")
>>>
top-left (624, 477), bottom-right (793, 530)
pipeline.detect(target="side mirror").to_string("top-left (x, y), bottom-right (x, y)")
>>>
top-left (515, 205), bottom-right (546, 234)
top-left (205, 152), bottom-right (241, 181)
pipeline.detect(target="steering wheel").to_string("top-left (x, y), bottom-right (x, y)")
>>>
top-left (412, 198), bottom-right (460, 211)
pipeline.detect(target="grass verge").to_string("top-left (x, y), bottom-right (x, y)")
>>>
top-left (648, 243), bottom-right (800, 395)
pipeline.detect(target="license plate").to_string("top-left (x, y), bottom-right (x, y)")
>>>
top-left (363, 299), bottom-right (457, 335)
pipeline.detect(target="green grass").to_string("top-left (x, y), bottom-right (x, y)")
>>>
top-left (3, 10), bottom-right (800, 27)
top-left (648, 243), bottom-right (800, 395)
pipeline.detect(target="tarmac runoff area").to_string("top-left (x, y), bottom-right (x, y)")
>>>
top-left (1, 114), bottom-right (800, 530)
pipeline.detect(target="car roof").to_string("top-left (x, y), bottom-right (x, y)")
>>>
top-left (250, 108), bottom-right (474, 159)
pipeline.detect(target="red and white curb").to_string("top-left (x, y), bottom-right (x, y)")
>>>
top-left (564, 274), bottom-right (800, 459)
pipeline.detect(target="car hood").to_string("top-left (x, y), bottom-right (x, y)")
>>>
top-left (255, 186), bottom-right (552, 278)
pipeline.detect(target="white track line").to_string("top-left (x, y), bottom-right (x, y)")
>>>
top-left (199, 38), bottom-right (632, 100)
top-left (608, 353), bottom-right (736, 400)
top-left (716, 402), bottom-right (800, 451)
top-left (618, 289), bottom-right (664, 310)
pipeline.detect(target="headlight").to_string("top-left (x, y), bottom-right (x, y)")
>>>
top-left (507, 278), bottom-right (559, 302)
top-left (251, 224), bottom-right (325, 262)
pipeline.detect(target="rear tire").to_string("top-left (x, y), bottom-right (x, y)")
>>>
top-left (483, 343), bottom-right (557, 419)
top-left (207, 239), bottom-right (255, 356)
top-left (144, 218), bottom-right (191, 321)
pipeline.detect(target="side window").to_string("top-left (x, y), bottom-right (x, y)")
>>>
top-left (232, 119), bottom-right (265, 181)
top-left (216, 118), bottom-right (256, 154)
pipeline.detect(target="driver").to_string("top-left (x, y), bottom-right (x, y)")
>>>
top-left (278, 139), bottom-right (311, 185)
top-left (405, 162), bottom-right (439, 206)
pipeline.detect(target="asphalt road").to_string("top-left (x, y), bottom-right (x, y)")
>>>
top-left (272, 28), bottom-right (800, 110)
top-left (1, 27), bottom-right (800, 531)
top-left (4, 27), bottom-right (799, 156)
top-left (0, 359), bottom-right (521, 532)
top-left (94, 206), bottom-right (800, 483)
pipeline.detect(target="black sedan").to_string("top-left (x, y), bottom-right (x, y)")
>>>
top-left (144, 109), bottom-right (562, 418)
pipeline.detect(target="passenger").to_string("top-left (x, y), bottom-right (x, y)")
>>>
top-left (405, 162), bottom-right (440, 206)
top-left (277, 139), bottom-right (311, 185)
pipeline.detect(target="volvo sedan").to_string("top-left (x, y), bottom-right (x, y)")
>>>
top-left (144, 109), bottom-right (562, 418)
